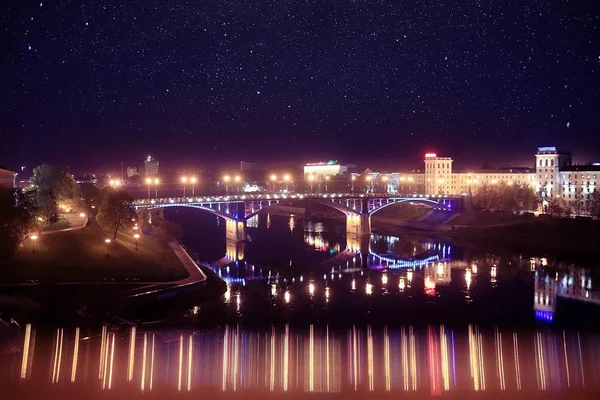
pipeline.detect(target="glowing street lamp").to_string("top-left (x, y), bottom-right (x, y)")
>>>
top-left (30, 235), bottom-right (38, 254)
top-left (223, 175), bottom-right (231, 195)
top-left (105, 238), bottom-right (111, 257)
top-left (145, 178), bottom-right (152, 199)
top-left (351, 175), bottom-right (356, 193)
top-left (190, 177), bottom-right (197, 197)
top-left (234, 175), bottom-right (241, 193)
top-left (284, 174), bottom-right (291, 191)
top-left (181, 176), bottom-right (188, 197)
top-left (325, 175), bottom-right (330, 192)
top-left (308, 175), bottom-right (315, 192)
top-left (133, 233), bottom-right (140, 251)
top-left (79, 213), bottom-right (86, 228)
top-left (270, 174), bottom-right (277, 192)
top-left (154, 178), bottom-right (160, 197)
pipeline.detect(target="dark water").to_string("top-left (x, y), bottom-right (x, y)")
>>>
top-left (2, 208), bottom-right (600, 398)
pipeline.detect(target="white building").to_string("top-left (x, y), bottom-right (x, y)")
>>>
top-left (303, 161), bottom-right (348, 179)
top-left (558, 165), bottom-right (600, 215)
top-left (424, 153), bottom-right (453, 195)
top-left (144, 155), bottom-right (159, 175)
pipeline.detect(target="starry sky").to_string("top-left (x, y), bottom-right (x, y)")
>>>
top-left (1, 0), bottom-right (599, 171)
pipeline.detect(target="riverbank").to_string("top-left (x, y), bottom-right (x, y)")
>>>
top-left (1, 224), bottom-right (189, 284)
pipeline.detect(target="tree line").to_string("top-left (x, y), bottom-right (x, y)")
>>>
top-left (470, 182), bottom-right (539, 213)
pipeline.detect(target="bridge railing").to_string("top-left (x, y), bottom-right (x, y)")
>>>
top-left (133, 192), bottom-right (462, 206)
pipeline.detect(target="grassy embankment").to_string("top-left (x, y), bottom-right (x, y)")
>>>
top-left (2, 224), bottom-right (189, 284)
top-left (447, 210), bottom-right (600, 261)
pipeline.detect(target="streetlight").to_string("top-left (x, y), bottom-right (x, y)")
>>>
top-left (366, 175), bottom-right (373, 193)
top-left (351, 176), bottom-right (356, 193)
top-left (308, 175), bottom-right (315, 193)
top-left (270, 174), bottom-right (277, 192)
top-left (133, 233), bottom-right (140, 251)
top-left (105, 238), bottom-right (111, 257)
top-left (190, 177), bottom-right (197, 197)
top-left (145, 178), bottom-right (152, 199)
top-left (181, 176), bottom-right (188, 197)
top-left (154, 178), bottom-right (159, 197)
top-left (284, 174), bottom-right (291, 191)
top-left (325, 175), bottom-right (330, 192)
top-left (223, 175), bottom-right (230, 195)
top-left (235, 175), bottom-right (241, 193)
top-left (30, 235), bottom-right (38, 254)
top-left (79, 213), bottom-right (86, 228)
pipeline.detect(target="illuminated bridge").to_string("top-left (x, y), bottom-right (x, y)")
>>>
top-left (133, 193), bottom-right (463, 242)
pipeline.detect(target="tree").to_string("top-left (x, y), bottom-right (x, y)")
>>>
top-left (0, 188), bottom-right (38, 260)
top-left (589, 191), bottom-right (600, 220)
top-left (78, 183), bottom-right (104, 214)
top-left (547, 198), bottom-right (569, 218)
top-left (31, 164), bottom-right (78, 222)
top-left (96, 191), bottom-right (137, 239)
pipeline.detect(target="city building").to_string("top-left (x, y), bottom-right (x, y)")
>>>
top-left (558, 164), bottom-right (600, 215)
top-left (424, 153), bottom-right (453, 195)
top-left (535, 146), bottom-right (573, 199)
top-left (0, 168), bottom-right (16, 188)
top-left (127, 166), bottom-right (139, 177)
top-left (303, 161), bottom-right (349, 178)
top-left (144, 155), bottom-right (159, 175)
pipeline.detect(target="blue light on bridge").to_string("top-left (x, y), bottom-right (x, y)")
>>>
top-left (535, 310), bottom-right (553, 322)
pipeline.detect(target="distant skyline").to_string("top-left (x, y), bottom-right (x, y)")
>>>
top-left (1, 1), bottom-right (599, 170)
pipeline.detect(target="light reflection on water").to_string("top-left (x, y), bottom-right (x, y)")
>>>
top-left (5, 324), bottom-right (600, 394)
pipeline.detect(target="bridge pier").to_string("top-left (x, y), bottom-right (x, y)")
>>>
top-left (226, 236), bottom-right (246, 261)
top-left (225, 219), bottom-right (246, 243)
top-left (345, 214), bottom-right (371, 252)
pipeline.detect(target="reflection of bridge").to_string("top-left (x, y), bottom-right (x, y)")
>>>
top-left (134, 193), bottom-right (462, 244)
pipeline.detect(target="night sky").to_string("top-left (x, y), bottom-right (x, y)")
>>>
top-left (1, 1), bottom-right (599, 171)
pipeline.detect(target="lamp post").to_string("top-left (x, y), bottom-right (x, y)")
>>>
top-left (223, 175), bottom-right (230, 195)
top-left (325, 176), bottom-right (330, 192)
top-left (270, 174), bottom-right (277, 193)
top-left (154, 178), bottom-right (159, 198)
top-left (308, 175), bottom-right (315, 193)
top-left (105, 238), bottom-right (111, 257)
top-left (181, 176), bottom-right (187, 197)
top-left (366, 175), bottom-right (373, 193)
top-left (30, 235), bottom-right (38, 254)
top-left (134, 234), bottom-right (140, 251)
top-left (146, 178), bottom-right (152, 199)
top-left (190, 177), bottom-right (197, 197)
top-left (351, 176), bottom-right (356, 194)
top-left (284, 174), bottom-right (291, 192)
top-left (235, 175), bottom-right (241, 193)
top-left (381, 175), bottom-right (389, 194)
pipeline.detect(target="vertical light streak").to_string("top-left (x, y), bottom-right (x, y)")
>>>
top-left (188, 335), bottom-right (193, 391)
top-left (283, 325), bottom-right (289, 391)
top-left (233, 327), bottom-right (239, 391)
top-left (367, 326), bottom-right (374, 391)
top-left (309, 325), bottom-right (314, 392)
top-left (107, 333), bottom-right (115, 390)
top-left (127, 326), bottom-right (136, 382)
top-left (402, 326), bottom-right (409, 391)
top-left (563, 331), bottom-right (570, 387)
top-left (102, 331), bottom-right (110, 389)
top-left (384, 326), bottom-right (391, 391)
top-left (71, 327), bottom-right (80, 383)
top-left (52, 328), bottom-right (64, 384)
top-left (270, 328), bottom-right (275, 391)
top-left (141, 334), bottom-right (148, 391)
top-left (495, 328), bottom-right (505, 390)
top-left (326, 326), bottom-right (331, 392)
top-left (477, 328), bottom-right (485, 391)
top-left (577, 333), bottom-right (585, 387)
top-left (410, 326), bottom-right (417, 391)
top-left (222, 326), bottom-right (229, 391)
top-left (178, 334), bottom-right (184, 391)
top-left (149, 334), bottom-right (155, 391)
top-left (469, 325), bottom-right (481, 391)
top-left (513, 333), bottom-right (521, 390)
top-left (352, 326), bottom-right (358, 391)
top-left (99, 326), bottom-right (107, 379)
top-left (440, 326), bottom-right (450, 391)
top-left (20, 323), bottom-right (32, 380)
top-left (535, 332), bottom-right (547, 390)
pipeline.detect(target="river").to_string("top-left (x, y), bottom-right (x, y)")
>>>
top-left (2, 208), bottom-right (600, 398)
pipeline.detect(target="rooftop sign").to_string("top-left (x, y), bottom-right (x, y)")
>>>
top-left (537, 147), bottom-right (557, 152)
top-left (425, 153), bottom-right (437, 158)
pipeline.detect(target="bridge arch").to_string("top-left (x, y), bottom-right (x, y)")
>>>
top-left (368, 198), bottom-right (450, 216)
top-left (244, 198), bottom-right (359, 220)
top-left (137, 203), bottom-right (239, 222)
